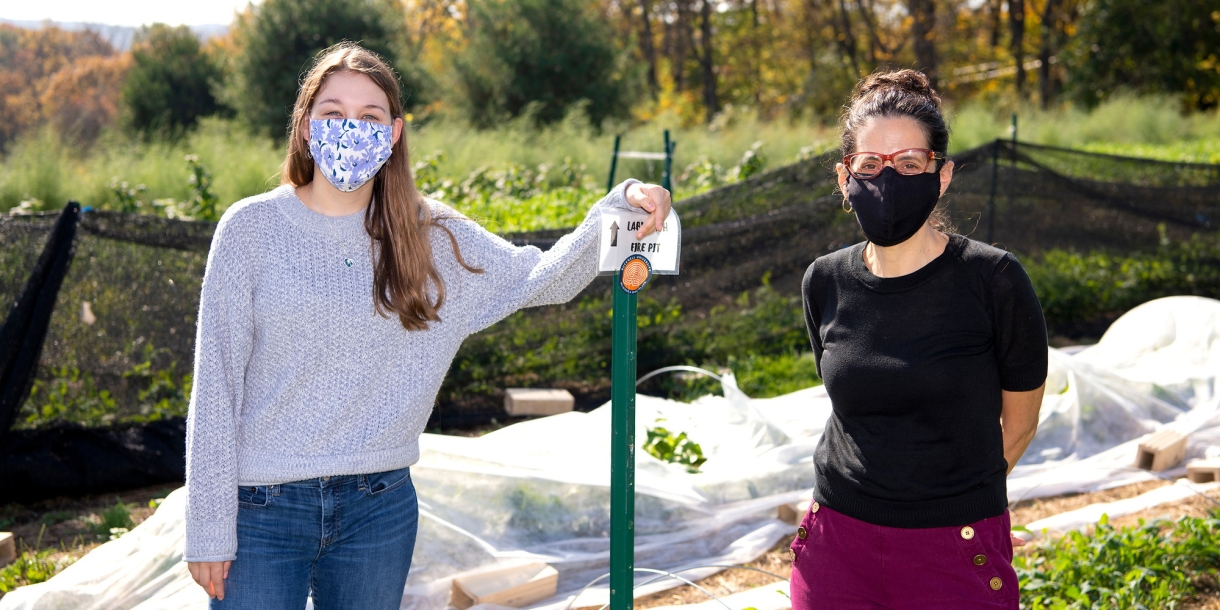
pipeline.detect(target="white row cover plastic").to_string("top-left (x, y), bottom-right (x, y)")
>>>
top-left (3, 296), bottom-right (1218, 610)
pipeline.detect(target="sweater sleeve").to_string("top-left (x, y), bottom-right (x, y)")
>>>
top-left (801, 260), bottom-right (826, 378)
top-left (458, 180), bottom-right (639, 335)
top-left (183, 213), bottom-right (257, 563)
top-left (989, 252), bottom-right (1049, 392)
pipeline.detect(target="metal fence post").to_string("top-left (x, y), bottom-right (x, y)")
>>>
top-left (608, 272), bottom-right (638, 610)
top-left (988, 138), bottom-right (1000, 244)
top-left (607, 135), bottom-right (622, 193)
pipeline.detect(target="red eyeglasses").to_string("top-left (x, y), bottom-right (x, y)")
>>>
top-left (843, 148), bottom-right (945, 180)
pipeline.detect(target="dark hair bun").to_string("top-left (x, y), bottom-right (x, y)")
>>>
top-left (839, 68), bottom-right (949, 157)
top-left (852, 69), bottom-right (942, 109)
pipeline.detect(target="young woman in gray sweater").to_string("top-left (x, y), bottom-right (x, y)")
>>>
top-left (184, 43), bottom-right (671, 609)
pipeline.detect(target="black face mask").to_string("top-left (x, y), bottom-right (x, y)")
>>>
top-left (846, 166), bottom-right (942, 247)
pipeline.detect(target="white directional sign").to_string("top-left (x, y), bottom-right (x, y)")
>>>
top-left (598, 208), bottom-right (681, 275)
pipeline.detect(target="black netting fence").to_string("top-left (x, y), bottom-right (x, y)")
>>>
top-left (1, 140), bottom-right (1218, 501)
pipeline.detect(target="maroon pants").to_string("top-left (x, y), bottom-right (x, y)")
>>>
top-left (789, 503), bottom-right (1019, 609)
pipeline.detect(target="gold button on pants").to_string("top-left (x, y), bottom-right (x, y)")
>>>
top-left (973, 554), bottom-right (987, 566)
top-left (989, 576), bottom-right (1003, 590)
top-left (797, 526), bottom-right (808, 540)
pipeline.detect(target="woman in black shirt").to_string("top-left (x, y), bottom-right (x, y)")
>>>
top-left (790, 70), bottom-right (1047, 609)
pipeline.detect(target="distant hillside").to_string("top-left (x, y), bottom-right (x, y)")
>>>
top-left (0, 19), bottom-right (228, 51)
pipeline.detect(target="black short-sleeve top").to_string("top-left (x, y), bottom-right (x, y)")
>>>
top-left (802, 234), bottom-right (1048, 528)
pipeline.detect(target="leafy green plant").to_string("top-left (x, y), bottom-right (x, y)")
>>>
top-left (121, 346), bottom-right (193, 423)
top-left (643, 423), bottom-right (707, 472)
top-left (1016, 513), bottom-right (1220, 609)
top-left (0, 526), bottom-right (71, 593)
top-left (0, 548), bottom-right (63, 592)
top-left (1024, 228), bottom-right (1220, 328)
top-left (19, 343), bottom-right (191, 429)
top-left (727, 141), bottom-right (767, 182)
top-left (107, 177), bottom-right (150, 213)
top-left (89, 501), bottom-right (134, 540)
top-left (182, 155), bottom-right (219, 221)
top-left (103, 155), bottom-right (220, 220)
top-left (21, 366), bottom-right (118, 428)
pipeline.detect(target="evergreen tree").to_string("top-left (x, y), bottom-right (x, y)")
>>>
top-left (227, 0), bottom-right (425, 138)
top-left (455, 0), bottom-right (635, 127)
top-left (122, 24), bottom-right (226, 135)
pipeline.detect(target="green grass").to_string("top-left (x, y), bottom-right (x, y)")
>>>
top-left (1077, 140), bottom-right (1220, 164)
top-left (4, 96), bottom-right (1214, 233)
top-left (948, 95), bottom-right (1220, 154)
top-left (0, 109), bottom-right (834, 217)
top-left (1016, 513), bottom-right (1220, 609)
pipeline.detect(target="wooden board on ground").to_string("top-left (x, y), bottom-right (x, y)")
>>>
top-left (1135, 430), bottom-right (1187, 472)
top-left (450, 562), bottom-right (559, 609)
top-left (0, 532), bottom-right (14, 567)
top-left (777, 500), bottom-right (811, 525)
top-left (504, 388), bottom-right (574, 417)
top-left (1188, 459), bottom-right (1220, 483)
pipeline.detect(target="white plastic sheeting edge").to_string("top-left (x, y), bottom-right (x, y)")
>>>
top-left (648, 580), bottom-right (792, 610)
top-left (1017, 479), bottom-right (1220, 542)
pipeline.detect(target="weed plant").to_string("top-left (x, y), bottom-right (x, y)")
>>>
top-left (643, 423), bottom-right (708, 472)
top-left (89, 501), bottom-right (134, 540)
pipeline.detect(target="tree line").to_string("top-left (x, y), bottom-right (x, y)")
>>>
top-left (0, 0), bottom-right (1215, 150)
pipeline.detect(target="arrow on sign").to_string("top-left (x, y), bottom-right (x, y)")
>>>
top-left (609, 221), bottom-right (619, 247)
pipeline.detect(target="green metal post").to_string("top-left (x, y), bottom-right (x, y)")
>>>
top-left (609, 275), bottom-right (638, 610)
top-left (608, 135), bottom-right (622, 193)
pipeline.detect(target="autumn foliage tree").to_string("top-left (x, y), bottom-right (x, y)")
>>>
top-left (41, 54), bottom-right (131, 144)
top-left (0, 25), bottom-right (116, 149)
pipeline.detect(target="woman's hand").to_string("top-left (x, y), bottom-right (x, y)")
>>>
top-left (1011, 533), bottom-right (1026, 547)
top-left (625, 183), bottom-right (673, 239)
top-left (188, 561), bottom-right (231, 600)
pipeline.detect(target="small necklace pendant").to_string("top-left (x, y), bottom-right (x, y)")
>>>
top-left (343, 257), bottom-right (354, 268)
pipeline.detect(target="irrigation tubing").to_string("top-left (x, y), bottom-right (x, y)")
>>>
top-left (564, 568), bottom-right (729, 610)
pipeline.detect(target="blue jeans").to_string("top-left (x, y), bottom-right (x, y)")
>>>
top-left (212, 466), bottom-right (418, 610)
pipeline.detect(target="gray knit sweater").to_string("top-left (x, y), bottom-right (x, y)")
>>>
top-left (184, 181), bottom-right (637, 562)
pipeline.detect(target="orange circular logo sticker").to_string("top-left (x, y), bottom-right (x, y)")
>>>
top-left (620, 255), bottom-right (652, 293)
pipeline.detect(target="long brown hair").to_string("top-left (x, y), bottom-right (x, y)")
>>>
top-left (282, 43), bottom-right (480, 331)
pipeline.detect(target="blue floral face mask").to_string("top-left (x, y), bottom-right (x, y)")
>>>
top-left (308, 119), bottom-right (394, 192)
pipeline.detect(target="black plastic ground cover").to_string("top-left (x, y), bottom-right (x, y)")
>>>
top-left (0, 417), bottom-right (185, 503)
